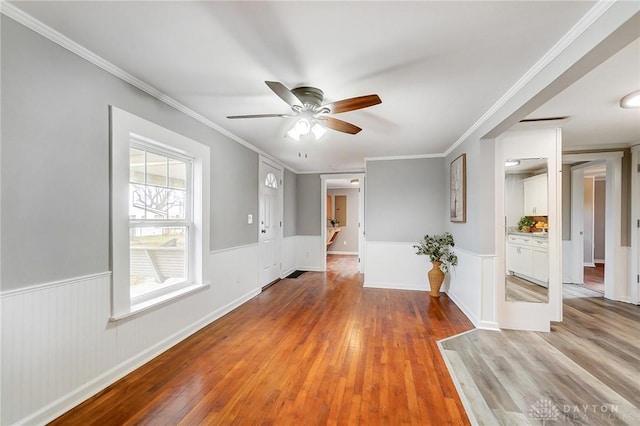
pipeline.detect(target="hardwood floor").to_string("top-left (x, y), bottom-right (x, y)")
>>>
top-left (440, 284), bottom-right (640, 425)
top-left (584, 263), bottom-right (605, 293)
top-left (51, 256), bottom-right (473, 425)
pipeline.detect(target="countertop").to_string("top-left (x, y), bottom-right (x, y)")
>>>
top-left (508, 231), bottom-right (548, 238)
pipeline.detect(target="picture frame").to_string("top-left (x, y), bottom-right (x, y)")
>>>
top-left (450, 153), bottom-right (466, 223)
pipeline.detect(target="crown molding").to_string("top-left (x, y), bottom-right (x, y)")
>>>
top-left (0, 0), bottom-right (297, 173)
top-left (444, 0), bottom-right (616, 157)
top-left (365, 153), bottom-right (444, 162)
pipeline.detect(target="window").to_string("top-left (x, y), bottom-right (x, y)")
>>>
top-left (110, 107), bottom-right (210, 319)
top-left (129, 143), bottom-right (191, 301)
top-left (265, 172), bottom-right (278, 189)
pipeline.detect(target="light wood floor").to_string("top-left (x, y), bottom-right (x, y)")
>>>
top-left (505, 275), bottom-right (548, 303)
top-left (51, 255), bottom-right (474, 425)
top-left (440, 284), bottom-right (640, 425)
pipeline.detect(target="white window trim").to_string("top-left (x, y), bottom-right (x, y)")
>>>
top-left (110, 106), bottom-right (210, 320)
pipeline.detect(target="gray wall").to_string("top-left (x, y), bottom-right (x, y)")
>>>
top-left (583, 178), bottom-right (595, 264)
top-left (210, 141), bottom-right (258, 251)
top-left (562, 164), bottom-right (572, 240)
top-left (594, 179), bottom-right (606, 261)
top-left (1, 16), bottom-right (258, 290)
top-left (445, 138), bottom-right (496, 254)
top-left (296, 174), bottom-right (321, 236)
top-left (327, 188), bottom-right (359, 253)
top-left (283, 168), bottom-right (297, 238)
top-left (365, 158), bottom-right (445, 242)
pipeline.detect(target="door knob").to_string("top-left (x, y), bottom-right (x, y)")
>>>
top-left (261, 229), bottom-right (266, 233)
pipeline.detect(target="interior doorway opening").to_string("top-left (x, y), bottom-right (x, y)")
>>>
top-left (321, 174), bottom-right (365, 274)
top-left (582, 165), bottom-right (606, 294)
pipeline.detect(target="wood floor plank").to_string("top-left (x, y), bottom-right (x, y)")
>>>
top-left (50, 255), bottom-right (473, 425)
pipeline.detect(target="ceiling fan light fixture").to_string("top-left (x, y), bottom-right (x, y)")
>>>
top-left (311, 123), bottom-right (326, 139)
top-left (350, 179), bottom-right (359, 185)
top-left (294, 118), bottom-right (311, 135)
top-left (287, 127), bottom-right (301, 141)
top-left (620, 90), bottom-right (640, 109)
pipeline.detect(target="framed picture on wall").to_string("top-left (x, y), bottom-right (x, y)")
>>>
top-left (450, 153), bottom-right (466, 222)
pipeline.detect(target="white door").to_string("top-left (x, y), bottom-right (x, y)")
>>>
top-left (496, 128), bottom-right (562, 331)
top-left (259, 158), bottom-right (282, 286)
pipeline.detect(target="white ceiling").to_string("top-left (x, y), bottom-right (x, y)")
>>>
top-left (7, 1), bottom-right (639, 172)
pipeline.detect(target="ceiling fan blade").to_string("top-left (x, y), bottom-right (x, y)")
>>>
top-left (323, 94), bottom-right (381, 114)
top-left (320, 117), bottom-right (362, 134)
top-left (265, 81), bottom-right (303, 108)
top-left (226, 113), bottom-right (293, 119)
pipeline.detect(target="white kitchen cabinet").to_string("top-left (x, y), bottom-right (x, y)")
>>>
top-left (523, 173), bottom-right (548, 216)
top-left (507, 235), bottom-right (533, 277)
top-left (507, 234), bottom-right (548, 285)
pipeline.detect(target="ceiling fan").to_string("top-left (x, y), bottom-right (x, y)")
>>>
top-left (227, 81), bottom-right (381, 137)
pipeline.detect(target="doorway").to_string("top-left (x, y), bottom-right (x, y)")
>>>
top-left (583, 166), bottom-right (606, 294)
top-left (258, 156), bottom-right (283, 287)
top-left (321, 174), bottom-right (365, 274)
top-left (568, 152), bottom-right (624, 301)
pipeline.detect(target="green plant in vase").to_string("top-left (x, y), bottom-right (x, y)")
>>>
top-left (413, 232), bottom-right (458, 297)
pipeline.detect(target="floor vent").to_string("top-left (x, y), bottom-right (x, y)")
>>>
top-left (286, 270), bottom-right (306, 279)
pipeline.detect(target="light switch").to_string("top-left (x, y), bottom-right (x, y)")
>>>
top-left (247, 214), bottom-right (253, 224)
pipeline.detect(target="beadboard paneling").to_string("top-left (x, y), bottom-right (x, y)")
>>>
top-left (1, 273), bottom-right (114, 425)
top-left (1, 243), bottom-right (262, 425)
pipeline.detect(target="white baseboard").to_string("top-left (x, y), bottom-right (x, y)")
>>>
top-left (445, 290), bottom-right (500, 330)
top-left (327, 251), bottom-right (358, 256)
top-left (295, 266), bottom-right (323, 272)
top-left (584, 262), bottom-right (596, 268)
top-left (594, 258), bottom-right (605, 264)
top-left (364, 281), bottom-right (427, 291)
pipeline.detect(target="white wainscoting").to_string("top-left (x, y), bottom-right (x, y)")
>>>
top-left (0, 244), bottom-right (260, 426)
top-left (282, 236), bottom-right (297, 277)
top-left (364, 241), bottom-right (429, 291)
top-left (364, 242), bottom-right (498, 330)
top-left (295, 235), bottom-right (324, 272)
top-left (445, 248), bottom-right (498, 330)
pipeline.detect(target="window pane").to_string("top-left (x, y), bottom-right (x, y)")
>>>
top-left (129, 184), bottom-right (146, 219)
top-left (130, 148), bottom-right (145, 184)
top-left (167, 189), bottom-right (185, 219)
top-left (130, 226), bottom-right (187, 298)
top-left (169, 159), bottom-right (186, 189)
top-left (265, 172), bottom-right (278, 189)
top-left (146, 152), bottom-right (168, 187)
top-left (145, 186), bottom-right (170, 219)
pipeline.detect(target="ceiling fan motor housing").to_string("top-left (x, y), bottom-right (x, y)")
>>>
top-left (291, 86), bottom-right (324, 110)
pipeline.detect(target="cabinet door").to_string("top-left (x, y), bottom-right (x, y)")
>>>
top-left (523, 179), bottom-right (537, 216)
top-left (507, 243), bottom-right (533, 276)
top-left (519, 245), bottom-right (533, 276)
top-left (533, 249), bottom-right (549, 285)
top-left (535, 175), bottom-right (548, 216)
top-left (523, 174), bottom-right (548, 216)
top-left (507, 243), bottom-right (520, 273)
top-left (335, 195), bottom-right (347, 226)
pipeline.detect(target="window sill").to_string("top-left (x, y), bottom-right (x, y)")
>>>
top-left (109, 283), bottom-right (209, 321)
